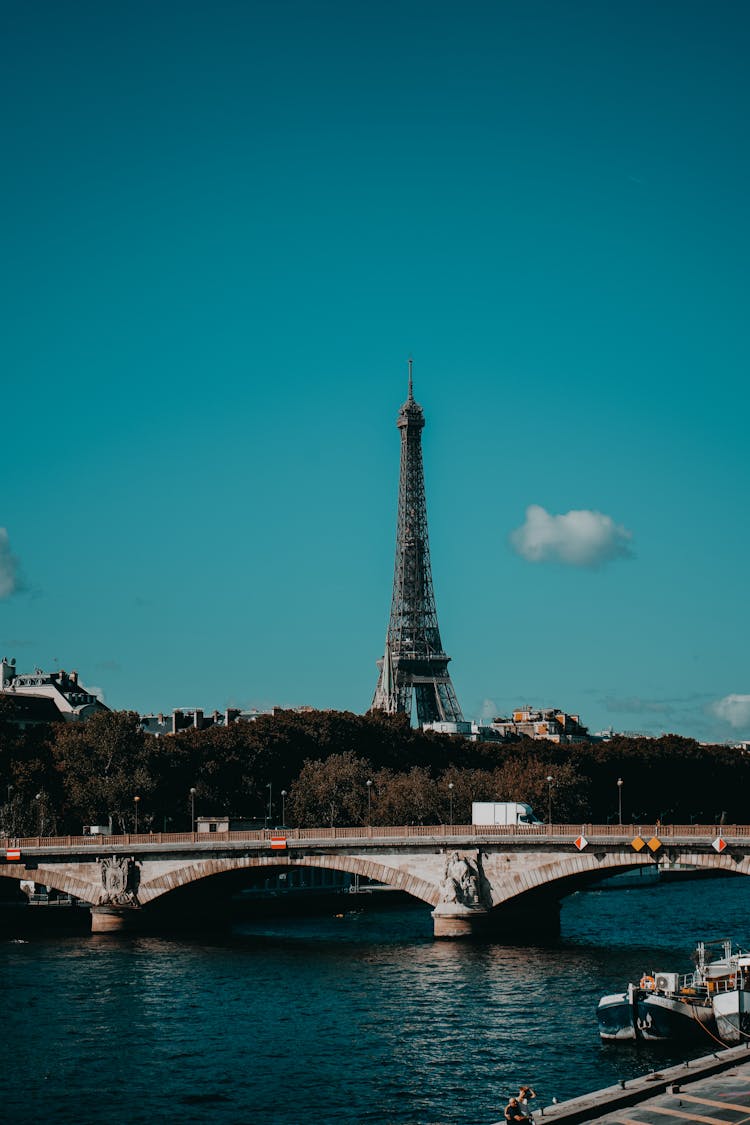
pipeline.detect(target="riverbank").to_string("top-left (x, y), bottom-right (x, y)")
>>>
top-left (505, 1043), bottom-right (750, 1125)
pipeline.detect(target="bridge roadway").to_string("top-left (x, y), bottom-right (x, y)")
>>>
top-left (2, 822), bottom-right (749, 935)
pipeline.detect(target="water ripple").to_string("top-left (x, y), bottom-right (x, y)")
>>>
top-left (3, 880), bottom-right (750, 1124)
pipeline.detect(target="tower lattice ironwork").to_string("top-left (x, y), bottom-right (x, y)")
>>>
top-left (371, 362), bottom-right (463, 725)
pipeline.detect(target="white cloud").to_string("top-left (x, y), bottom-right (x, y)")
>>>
top-left (0, 528), bottom-right (20, 598)
top-left (510, 504), bottom-right (633, 568)
top-left (711, 695), bottom-right (750, 730)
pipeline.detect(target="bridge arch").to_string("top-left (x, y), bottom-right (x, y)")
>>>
top-left (138, 853), bottom-right (440, 908)
top-left (0, 863), bottom-right (101, 904)
top-left (486, 848), bottom-right (750, 908)
top-left (0, 853), bottom-right (441, 911)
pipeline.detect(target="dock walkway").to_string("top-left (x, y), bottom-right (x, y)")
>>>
top-left (493, 1045), bottom-right (750, 1125)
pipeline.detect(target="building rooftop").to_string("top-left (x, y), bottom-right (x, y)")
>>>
top-left (0, 656), bottom-right (108, 724)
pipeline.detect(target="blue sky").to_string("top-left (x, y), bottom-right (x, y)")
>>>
top-left (1, 0), bottom-right (748, 741)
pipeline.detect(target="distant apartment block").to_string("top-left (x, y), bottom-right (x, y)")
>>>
top-left (489, 706), bottom-right (590, 743)
top-left (139, 706), bottom-right (273, 737)
top-left (423, 708), bottom-right (589, 743)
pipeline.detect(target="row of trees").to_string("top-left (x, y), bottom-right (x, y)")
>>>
top-left (0, 705), bottom-right (747, 835)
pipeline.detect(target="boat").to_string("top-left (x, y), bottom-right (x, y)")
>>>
top-left (598, 940), bottom-right (737, 1043)
top-left (711, 954), bottom-right (750, 1043)
top-left (597, 982), bottom-right (640, 1041)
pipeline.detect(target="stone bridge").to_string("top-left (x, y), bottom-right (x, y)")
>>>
top-left (2, 823), bottom-right (749, 937)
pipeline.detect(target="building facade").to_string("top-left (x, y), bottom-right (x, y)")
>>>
top-left (0, 657), bottom-right (107, 726)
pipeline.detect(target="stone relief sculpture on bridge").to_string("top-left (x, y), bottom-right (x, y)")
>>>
top-left (98, 856), bottom-right (140, 907)
top-left (439, 851), bottom-right (489, 908)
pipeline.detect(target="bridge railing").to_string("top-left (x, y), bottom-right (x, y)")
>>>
top-left (2, 823), bottom-right (749, 850)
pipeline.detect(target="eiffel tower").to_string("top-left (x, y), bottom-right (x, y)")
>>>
top-left (371, 362), bottom-right (463, 725)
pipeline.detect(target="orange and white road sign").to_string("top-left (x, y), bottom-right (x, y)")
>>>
top-left (713, 837), bottom-right (728, 853)
top-left (6, 849), bottom-right (21, 861)
top-left (574, 836), bottom-right (588, 851)
top-left (270, 836), bottom-right (287, 850)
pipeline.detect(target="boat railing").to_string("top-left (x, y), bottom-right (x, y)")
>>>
top-left (674, 971), bottom-right (705, 994)
top-left (711, 976), bottom-right (736, 995)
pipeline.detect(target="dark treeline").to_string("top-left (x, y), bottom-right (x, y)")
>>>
top-left (0, 705), bottom-right (746, 835)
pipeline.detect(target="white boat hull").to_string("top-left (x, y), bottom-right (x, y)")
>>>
top-left (713, 990), bottom-right (750, 1044)
top-left (597, 992), bottom-right (638, 1040)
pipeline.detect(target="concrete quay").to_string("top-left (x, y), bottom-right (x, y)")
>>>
top-left (493, 1044), bottom-right (750, 1125)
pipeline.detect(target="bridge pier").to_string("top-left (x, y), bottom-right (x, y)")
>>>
top-left (432, 906), bottom-right (490, 939)
top-left (90, 906), bottom-right (140, 934)
top-left (432, 899), bottom-right (561, 941)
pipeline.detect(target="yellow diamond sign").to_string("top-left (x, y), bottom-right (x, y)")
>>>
top-left (647, 837), bottom-right (662, 852)
top-left (631, 836), bottom-right (646, 851)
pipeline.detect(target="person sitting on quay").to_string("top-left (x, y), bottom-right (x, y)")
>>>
top-left (504, 1097), bottom-right (531, 1125)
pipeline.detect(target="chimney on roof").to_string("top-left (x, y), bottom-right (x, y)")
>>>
top-left (193, 709), bottom-right (203, 730)
top-left (0, 657), bottom-right (14, 690)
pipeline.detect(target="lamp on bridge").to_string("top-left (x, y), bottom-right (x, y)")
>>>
top-left (366, 779), bottom-right (372, 826)
top-left (448, 782), bottom-right (454, 828)
top-left (281, 790), bottom-right (287, 827)
top-left (189, 787), bottom-right (196, 834)
top-left (546, 776), bottom-right (553, 826)
top-left (617, 777), bottom-right (623, 826)
top-left (266, 782), bottom-right (272, 827)
top-left (134, 795), bottom-right (141, 834)
top-left (35, 790), bottom-right (45, 837)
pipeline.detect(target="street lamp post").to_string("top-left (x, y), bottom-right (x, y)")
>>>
top-left (546, 776), bottom-right (553, 827)
top-left (134, 795), bottom-right (141, 833)
top-left (617, 777), bottom-right (623, 826)
top-left (5, 784), bottom-right (12, 835)
top-left (366, 779), bottom-right (372, 825)
top-left (266, 782), bottom-right (272, 827)
top-left (281, 789), bottom-right (287, 827)
top-left (189, 787), bottom-right (196, 833)
top-left (448, 782), bottom-right (454, 828)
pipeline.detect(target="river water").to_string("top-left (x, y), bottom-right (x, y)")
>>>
top-left (3, 876), bottom-right (750, 1125)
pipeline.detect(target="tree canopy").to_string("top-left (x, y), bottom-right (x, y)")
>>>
top-left (0, 708), bottom-right (746, 834)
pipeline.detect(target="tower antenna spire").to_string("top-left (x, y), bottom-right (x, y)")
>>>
top-left (408, 357), bottom-right (413, 400)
